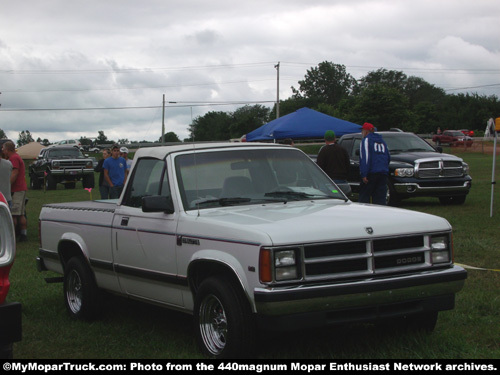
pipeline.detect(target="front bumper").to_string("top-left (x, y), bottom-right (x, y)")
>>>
top-left (393, 179), bottom-right (472, 196)
top-left (254, 265), bottom-right (466, 329)
top-left (50, 168), bottom-right (94, 176)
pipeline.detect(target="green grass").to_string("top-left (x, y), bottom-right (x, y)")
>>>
top-left (8, 151), bottom-right (500, 359)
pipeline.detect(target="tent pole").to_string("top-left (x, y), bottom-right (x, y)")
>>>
top-left (491, 129), bottom-right (497, 217)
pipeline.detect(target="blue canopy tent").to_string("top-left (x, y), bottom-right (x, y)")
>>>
top-left (246, 107), bottom-right (362, 141)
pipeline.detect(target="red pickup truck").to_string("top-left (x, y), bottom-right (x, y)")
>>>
top-left (432, 130), bottom-right (473, 147)
top-left (0, 192), bottom-right (22, 359)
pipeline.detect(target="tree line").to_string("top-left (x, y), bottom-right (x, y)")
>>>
top-left (189, 61), bottom-right (500, 141)
top-left (2, 61), bottom-right (499, 146)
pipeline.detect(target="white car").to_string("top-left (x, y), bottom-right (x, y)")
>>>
top-left (51, 139), bottom-right (81, 148)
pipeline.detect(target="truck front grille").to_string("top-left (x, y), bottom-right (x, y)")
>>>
top-left (302, 234), bottom-right (431, 281)
top-left (58, 161), bottom-right (89, 168)
top-left (416, 160), bottom-right (463, 178)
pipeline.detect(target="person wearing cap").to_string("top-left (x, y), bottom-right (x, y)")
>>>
top-left (316, 130), bottom-right (351, 195)
top-left (103, 144), bottom-right (130, 199)
top-left (120, 146), bottom-right (133, 168)
top-left (359, 122), bottom-right (390, 205)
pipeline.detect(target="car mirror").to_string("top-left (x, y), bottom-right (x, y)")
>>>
top-left (436, 146), bottom-right (443, 153)
top-left (142, 195), bottom-right (174, 214)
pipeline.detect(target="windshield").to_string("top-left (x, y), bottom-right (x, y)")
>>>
top-left (382, 133), bottom-right (436, 153)
top-left (47, 148), bottom-right (86, 158)
top-left (446, 131), bottom-right (465, 137)
top-left (175, 148), bottom-right (347, 210)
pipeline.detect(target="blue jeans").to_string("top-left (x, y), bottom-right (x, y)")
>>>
top-left (359, 174), bottom-right (387, 205)
top-left (109, 185), bottom-right (123, 199)
top-left (99, 185), bottom-right (111, 200)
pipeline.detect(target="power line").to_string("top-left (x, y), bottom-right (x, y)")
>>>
top-left (0, 100), bottom-right (276, 112)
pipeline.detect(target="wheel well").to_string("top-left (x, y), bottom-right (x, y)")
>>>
top-left (57, 240), bottom-right (87, 270)
top-left (188, 260), bottom-right (243, 296)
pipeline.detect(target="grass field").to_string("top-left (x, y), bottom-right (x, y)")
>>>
top-left (7, 149), bottom-right (500, 359)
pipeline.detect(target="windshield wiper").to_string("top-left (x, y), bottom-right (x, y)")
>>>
top-left (407, 148), bottom-right (429, 152)
top-left (195, 197), bottom-right (252, 207)
top-left (264, 190), bottom-right (331, 201)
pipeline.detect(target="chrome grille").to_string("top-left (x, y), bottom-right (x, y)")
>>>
top-left (416, 159), bottom-right (463, 178)
top-left (58, 161), bottom-right (88, 168)
top-left (302, 235), bottom-right (430, 281)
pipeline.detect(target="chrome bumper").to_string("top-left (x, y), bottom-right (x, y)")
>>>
top-left (254, 265), bottom-right (466, 316)
top-left (393, 181), bottom-right (471, 195)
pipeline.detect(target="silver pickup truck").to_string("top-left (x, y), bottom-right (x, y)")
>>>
top-left (37, 142), bottom-right (467, 358)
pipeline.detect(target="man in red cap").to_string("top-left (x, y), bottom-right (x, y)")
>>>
top-left (359, 123), bottom-right (390, 205)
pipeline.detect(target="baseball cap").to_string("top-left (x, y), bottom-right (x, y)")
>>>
top-left (362, 122), bottom-right (375, 131)
top-left (120, 147), bottom-right (129, 153)
top-left (324, 130), bottom-right (335, 141)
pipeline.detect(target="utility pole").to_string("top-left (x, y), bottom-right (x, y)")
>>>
top-left (161, 94), bottom-right (165, 144)
top-left (275, 62), bottom-right (280, 119)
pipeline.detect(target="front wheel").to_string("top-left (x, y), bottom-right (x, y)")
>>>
top-left (63, 257), bottom-right (102, 321)
top-left (194, 277), bottom-right (256, 358)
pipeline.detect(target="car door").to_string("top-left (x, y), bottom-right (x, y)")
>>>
top-left (112, 157), bottom-right (183, 306)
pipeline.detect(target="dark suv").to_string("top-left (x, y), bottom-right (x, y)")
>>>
top-left (29, 146), bottom-right (95, 190)
top-left (337, 131), bottom-right (472, 205)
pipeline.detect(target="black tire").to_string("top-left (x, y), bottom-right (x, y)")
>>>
top-left (439, 195), bottom-right (466, 205)
top-left (45, 172), bottom-right (57, 190)
top-left (63, 257), bottom-right (102, 321)
top-left (82, 174), bottom-right (95, 189)
top-left (0, 343), bottom-right (13, 359)
top-left (194, 276), bottom-right (256, 359)
top-left (386, 182), bottom-right (400, 206)
top-left (30, 173), bottom-right (41, 190)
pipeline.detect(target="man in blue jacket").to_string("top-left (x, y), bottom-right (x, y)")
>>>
top-left (359, 123), bottom-right (390, 205)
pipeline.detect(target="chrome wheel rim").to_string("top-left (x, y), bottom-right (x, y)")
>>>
top-left (66, 270), bottom-right (83, 314)
top-left (199, 294), bottom-right (227, 355)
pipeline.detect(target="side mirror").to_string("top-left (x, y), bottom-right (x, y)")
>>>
top-left (436, 146), bottom-right (443, 153)
top-left (142, 195), bottom-right (175, 214)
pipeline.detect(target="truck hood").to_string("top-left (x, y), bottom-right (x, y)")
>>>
top-left (186, 200), bottom-right (450, 246)
top-left (390, 151), bottom-right (463, 165)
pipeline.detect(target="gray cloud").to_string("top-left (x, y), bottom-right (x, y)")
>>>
top-left (1, 0), bottom-right (499, 143)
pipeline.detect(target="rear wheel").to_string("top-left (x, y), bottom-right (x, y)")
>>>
top-left (194, 276), bottom-right (256, 358)
top-left (63, 257), bottom-right (102, 321)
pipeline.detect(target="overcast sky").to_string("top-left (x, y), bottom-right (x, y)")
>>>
top-left (1, 0), bottom-right (499, 144)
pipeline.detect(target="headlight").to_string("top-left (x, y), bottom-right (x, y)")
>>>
top-left (52, 161), bottom-right (60, 169)
top-left (85, 161), bottom-right (93, 169)
top-left (462, 162), bottom-right (469, 175)
top-left (275, 249), bottom-right (298, 281)
top-left (259, 247), bottom-right (301, 282)
top-left (430, 235), bottom-right (451, 264)
top-left (395, 168), bottom-right (414, 177)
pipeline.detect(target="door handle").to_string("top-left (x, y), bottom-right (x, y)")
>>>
top-left (121, 217), bottom-right (129, 226)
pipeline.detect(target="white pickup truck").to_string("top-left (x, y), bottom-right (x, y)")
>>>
top-left (37, 142), bottom-right (467, 358)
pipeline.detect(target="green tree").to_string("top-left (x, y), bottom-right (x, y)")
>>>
top-left (157, 132), bottom-right (180, 143)
top-left (189, 111), bottom-right (232, 141)
top-left (230, 105), bottom-right (271, 138)
top-left (96, 131), bottom-right (108, 144)
top-left (347, 85), bottom-right (411, 130)
top-left (291, 61), bottom-right (357, 107)
top-left (0, 128), bottom-right (7, 139)
top-left (17, 130), bottom-right (34, 147)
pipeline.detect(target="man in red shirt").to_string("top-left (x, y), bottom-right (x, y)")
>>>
top-left (2, 141), bottom-right (28, 241)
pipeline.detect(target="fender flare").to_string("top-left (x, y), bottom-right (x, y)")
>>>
top-left (187, 249), bottom-right (256, 312)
